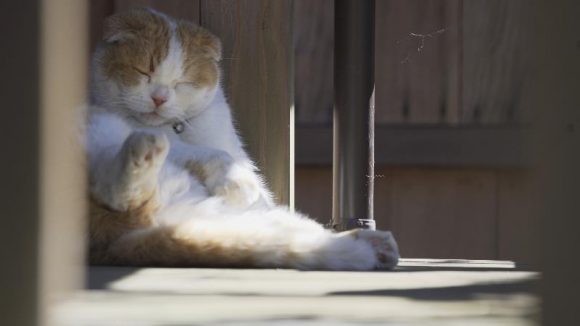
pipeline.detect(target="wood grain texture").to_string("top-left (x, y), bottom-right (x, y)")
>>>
top-left (296, 126), bottom-right (525, 167)
top-left (114, 0), bottom-right (200, 23)
top-left (385, 168), bottom-right (497, 259)
top-left (201, 0), bottom-right (293, 205)
top-left (375, 0), bottom-right (461, 124)
top-left (462, 0), bottom-right (531, 124)
top-left (295, 167), bottom-right (332, 224)
top-left (496, 169), bottom-right (537, 264)
top-left (296, 166), bottom-right (500, 259)
top-left (293, 0), bottom-right (334, 124)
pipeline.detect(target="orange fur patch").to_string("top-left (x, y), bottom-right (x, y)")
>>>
top-left (100, 8), bottom-right (170, 86)
top-left (89, 194), bottom-right (159, 264)
top-left (176, 21), bottom-right (221, 89)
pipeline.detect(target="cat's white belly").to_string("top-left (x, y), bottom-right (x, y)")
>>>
top-left (155, 160), bottom-right (212, 225)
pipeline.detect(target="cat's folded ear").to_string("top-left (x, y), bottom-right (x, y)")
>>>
top-left (180, 24), bottom-right (222, 62)
top-left (196, 31), bottom-right (222, 62)
top-left (103, 8), bottom-right (157, 44)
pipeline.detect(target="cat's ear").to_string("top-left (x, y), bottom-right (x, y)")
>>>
top-left (103, 14), bottom-right (134, 43)
top-left (196, 30), bottom-right (222, 61)
top-left (103, 8), bottom-right (153, 44)
top-left (203, 33), bottom-right (222, 61)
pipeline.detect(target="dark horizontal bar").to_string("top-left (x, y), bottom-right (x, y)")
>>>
top-left (296, 125), bottom-right (527, 167)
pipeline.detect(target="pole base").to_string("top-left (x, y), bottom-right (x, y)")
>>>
top-left (331, 218), bottom-right (376, 231)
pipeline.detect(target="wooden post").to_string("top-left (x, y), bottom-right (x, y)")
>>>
top-left (0, 1), bottom-right (88, 325)
top-left (529, 0), bottom-right (580, 324)
top-left (200, 0), bottom-right (295, 207)
top-left (39, 1), bottom-right (88, 324)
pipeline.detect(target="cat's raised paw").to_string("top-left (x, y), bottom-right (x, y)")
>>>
top-left (352, 229), bottom-right (400, 270)
top-left (122, 131), bottom-right (169, 175)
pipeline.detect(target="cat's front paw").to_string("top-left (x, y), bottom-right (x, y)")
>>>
top-left (351, 229), bottom-right (400, 270)
top-left (214, 172), bottom-right (262, 208)
top-left (188, 156), bottom-right (263, 208)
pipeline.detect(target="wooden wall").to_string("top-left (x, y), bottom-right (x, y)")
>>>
top-left (294, 0), bottom-right (532, 126)
top-left (294, 0), bottom-right (534, 262)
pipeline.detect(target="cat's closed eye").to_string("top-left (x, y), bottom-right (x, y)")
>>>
top-left (175, 81), bottom-right (199, 89)
top-left (133, 67), bottom-right (151, 82)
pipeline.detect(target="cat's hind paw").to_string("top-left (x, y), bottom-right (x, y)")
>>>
top-left (352, 229), bottom-right (400, 270)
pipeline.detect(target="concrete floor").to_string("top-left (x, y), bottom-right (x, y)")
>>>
top-left (52, 259), bottom-right (540, 325)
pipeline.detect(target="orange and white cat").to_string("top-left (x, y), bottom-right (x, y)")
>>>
top-left (87, 8), bottom-right (399, 270)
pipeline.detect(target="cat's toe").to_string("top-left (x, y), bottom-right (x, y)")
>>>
top-left (354, 229), bottom-right (400, 270)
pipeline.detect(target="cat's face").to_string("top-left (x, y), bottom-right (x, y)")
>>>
top-left (93, 9), bottom-right (221, 126)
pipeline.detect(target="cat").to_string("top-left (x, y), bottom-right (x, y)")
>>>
top-left (87, 8), bottom-right (399, 270)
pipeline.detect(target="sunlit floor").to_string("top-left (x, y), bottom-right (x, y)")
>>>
top-left (53, 259), bottom-right (539, 325)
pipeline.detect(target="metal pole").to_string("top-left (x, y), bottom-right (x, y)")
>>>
top-left (332, 0), bottom-right (375, 231)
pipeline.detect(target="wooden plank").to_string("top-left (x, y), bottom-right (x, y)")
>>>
top-left (114, 0), bottom-right (200, 23)
top-left (296, 126), bottom-right (525, 167)
top-left (295, 167), bottom-right (332, 224)
top-left (496, 169), bottom-right (536, 264)
top-left (200, 0), bottom-right (294, 205)
top-left (385, 167), bottom-right (497, 259)
top-left (293, 0), bottom-right (334, 124)
top-left (462, 0), bottom-right (531, 124)
top-left (295, 166), bottom-right (499, 259)
top-left (375, 0), bottom-right (461, 124)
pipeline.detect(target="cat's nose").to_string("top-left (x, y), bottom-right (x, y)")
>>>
top-left (151, 95), bottom-right (167, 108)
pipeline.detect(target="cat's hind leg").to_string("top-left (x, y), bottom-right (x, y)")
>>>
top-left (342, 229), bottom-right (400, 270)
top-left (106, 208), bottom-right (399, 270)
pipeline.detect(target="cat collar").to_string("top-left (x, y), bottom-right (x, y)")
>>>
top-left (172, 121), bottom-right (185, 134)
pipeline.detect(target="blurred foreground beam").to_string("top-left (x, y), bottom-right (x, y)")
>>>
top-left (0, 1), bottom-right (87, 325)
top-left (531, 0), bottom-right (580, 324)
top-left (332, 0), bottom-right (375, 230)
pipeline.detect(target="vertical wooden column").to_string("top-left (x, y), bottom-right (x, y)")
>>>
top-left (530, 0), bottom-right (580, 324)
top-left (332, 0), bottom-right (375, 231)
top-left (0, 0), bottom-right (88, 325)
top-left (0, 2), bottom-right (42, 325)
top-left (39, 1), bottom-right (88, 325)
top-left (200, 0), bottom-right (294, 207)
